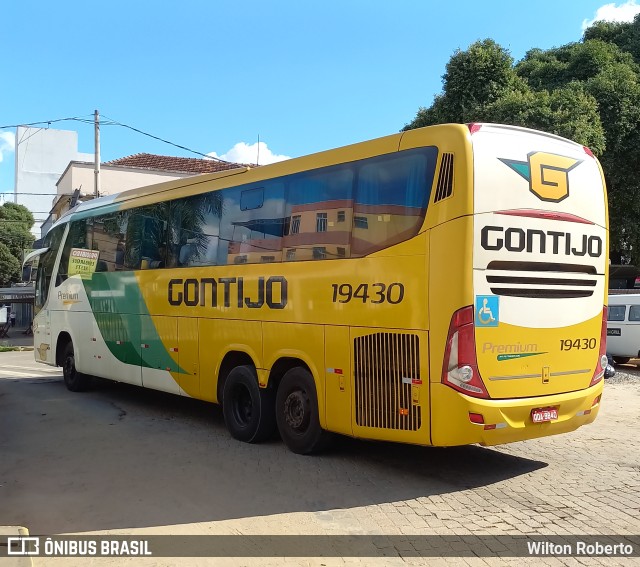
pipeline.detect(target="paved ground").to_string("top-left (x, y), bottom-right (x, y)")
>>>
top-left (0, 351), bottom-right (638, 566)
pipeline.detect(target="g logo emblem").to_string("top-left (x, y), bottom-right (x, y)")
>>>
top-left (500, 152), bottom-right (582, 203)
top-left (528, 152), bottom-right (580, 202)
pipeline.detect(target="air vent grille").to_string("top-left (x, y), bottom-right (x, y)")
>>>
top-left (434, 152), bottom-right (454, 202)
top-left (485, 261), bottom-right (598, 299)
top-left (354, 333), bottom-right (421, 430)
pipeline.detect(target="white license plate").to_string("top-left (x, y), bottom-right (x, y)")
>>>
top-left (531, 407), bottom-right (558, 423)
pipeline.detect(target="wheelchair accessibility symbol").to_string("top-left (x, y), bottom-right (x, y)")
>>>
top-left (476, 295), bottom-right (499, 327)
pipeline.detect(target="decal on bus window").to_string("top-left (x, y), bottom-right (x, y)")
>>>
top-left (476, 295), bottom-right (499, 327)
top-left (499, 152), bottom-right (582, 203)
top-left (68, 248), bottom-right (99, 279)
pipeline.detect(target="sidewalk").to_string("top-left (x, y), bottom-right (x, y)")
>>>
top-left (0, 526), bottom-right (33, 566)
top-left (0, 327), bottom-right (34, 350)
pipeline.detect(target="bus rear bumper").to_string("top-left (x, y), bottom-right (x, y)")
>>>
top-left (430, 380), bottom-right (604, 447)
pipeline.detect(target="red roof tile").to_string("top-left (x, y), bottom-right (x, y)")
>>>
top-left (104, 153), bottom-right (245, 174)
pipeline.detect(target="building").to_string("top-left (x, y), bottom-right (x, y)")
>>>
top-left (39, 153), bottom-right (243, 242)
top-left (13, 126), bottom-right (93, 238)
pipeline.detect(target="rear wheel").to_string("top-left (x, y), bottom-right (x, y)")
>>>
top-left (222, 365), bottom-right (276, 443)
top-left (276, 367), bottom-right (333, 454)
top-left (613, 356), bottom-right (631, 364)
top-left (62, 342), bottom-right (91, 392)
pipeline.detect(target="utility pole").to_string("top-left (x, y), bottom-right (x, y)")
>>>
top-left (94, 109), bottom-right (101, 198)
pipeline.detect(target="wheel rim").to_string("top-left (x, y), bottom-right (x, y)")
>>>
top-left (283, 390), bottom-right (310, 432)
top-left (231, 384), bottom-right (253, 426)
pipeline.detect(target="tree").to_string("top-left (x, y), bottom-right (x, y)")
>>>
top-left (404, 39), bottom-right (525, 129)
top-left (0, 202), bottom-right (35, 263)
top-left (0, 242), bottom-right (21, 287)
top-left (403, 28), bottom-right (640, 264)
top-left (0, 203), bottom-right (34, 285)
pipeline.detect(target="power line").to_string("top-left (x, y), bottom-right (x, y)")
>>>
top-left (100, 114), bottom-right (234, 164)
top-left (0, 116), bottom-right (91, 129)
top-left (1, 113), bottom-right (234, 164)
top-left (0, 192), bottom-right (58, 196)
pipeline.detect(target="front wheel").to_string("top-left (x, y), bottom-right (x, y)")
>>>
top-left (222, 365), bottom-right (276, 443)
top-left (62, 342), bottom-right (91, 392)
top-left (276, 367), bottom-right (333, 454)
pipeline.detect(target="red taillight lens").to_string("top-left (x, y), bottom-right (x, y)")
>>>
top-left (590, 306), bottom-right (608, 387)
top-left (467, 123), bottom-right (482, 135)
top-left (441, 305), bottom-right (489, 399)
top-left (583, 146), bottom-right (595, 157)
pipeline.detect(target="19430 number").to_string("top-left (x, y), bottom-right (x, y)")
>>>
top-left (331, 282), bottom-right (404, 304)
top-left (560, 338), bottom-right (597, 351)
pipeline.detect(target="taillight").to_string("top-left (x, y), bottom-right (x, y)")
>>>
top-left (441, 306), bottom-right (489, 398)
top-left (467, 123), bottom-right (482, 135)
top-left (590, 306), bottom-right (608, 387)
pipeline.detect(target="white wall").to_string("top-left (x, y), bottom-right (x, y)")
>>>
top-left (56, 162), bottom-right (191, 198)
top-left (14, 126), bottom-right (92, 237)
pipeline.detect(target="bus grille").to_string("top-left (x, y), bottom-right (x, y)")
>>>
top-left (485, 261), bottom-right (598, 299)
top-left (354, 333), bottom-right (421, 431)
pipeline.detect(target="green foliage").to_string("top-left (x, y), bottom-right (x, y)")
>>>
top-left (0, 203), bottom-right (35, 280)
top-left (0, 241), bottom-right (21, 286)
top-left (403, 24), bottom-right (640, 264)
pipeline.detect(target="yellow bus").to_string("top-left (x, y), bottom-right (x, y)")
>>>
top-left (26, 123), bottom-right (608, 454)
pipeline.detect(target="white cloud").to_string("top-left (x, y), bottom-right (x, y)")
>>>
top-left (582, 0), bottom-right (640, 31)
top-left (0, 131), bottom-right (15, 163)
top-left (208, 141), bottom-right (291, 166)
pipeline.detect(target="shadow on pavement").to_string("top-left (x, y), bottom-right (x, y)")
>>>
top-left (0, 376), bottom-right (547, 534)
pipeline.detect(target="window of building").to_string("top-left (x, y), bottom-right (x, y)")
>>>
top-left (286, 249), bottom-right (296, 261)
top-left (337, 210), bottom-right (345, 222)
top-left (261, 255), bottom-right (275, 263)
top-left (353, 216), bottom-right (368, 229)
top-left (316, 213), bottom-right (328, 232)
top-left (234, 255), bottom-right (248, 264)
top-left (337, 247), bottom-right (346, 258)
top-left (290, 215), bottom-right (301, 235)
top-left (313, 247), bottom-right (327, 260)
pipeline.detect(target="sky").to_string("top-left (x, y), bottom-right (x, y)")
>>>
top-left (2, 0), bottom-right (640, 211)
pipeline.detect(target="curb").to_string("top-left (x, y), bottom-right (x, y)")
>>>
top-left (0, 526), bottom-right (33, 566)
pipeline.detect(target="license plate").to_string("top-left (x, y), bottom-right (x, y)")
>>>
top-left (531, 407), bottom-right (558, 423)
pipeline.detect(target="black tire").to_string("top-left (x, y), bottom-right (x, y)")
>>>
top-left (276, 367), bottom-right (333, 454)
top-left (62, 342), bottom-right (91, 392)
top-left (613, 357), bottom-right (631, 365)
top-left (222, 365), bottom-right (276, 443)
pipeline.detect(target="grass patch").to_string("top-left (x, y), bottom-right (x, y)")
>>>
top-left (0, 345), bottom-right (32, 352)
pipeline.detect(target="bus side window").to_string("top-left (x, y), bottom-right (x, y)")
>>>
top-left (220, 182), bottom-right (286, 265)
top-left (167, 194), bottom-right (221, 267)
top-left (57, 219), bottom-right (92, 285)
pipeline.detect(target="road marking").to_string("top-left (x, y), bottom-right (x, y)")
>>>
top-left (1, 365), bottom-right (61, 373)
top-left (0, 369), bottom-right (60, 378)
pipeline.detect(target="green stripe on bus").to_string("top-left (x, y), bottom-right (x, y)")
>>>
top-left (83, 272), bottom-right (186, 374)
